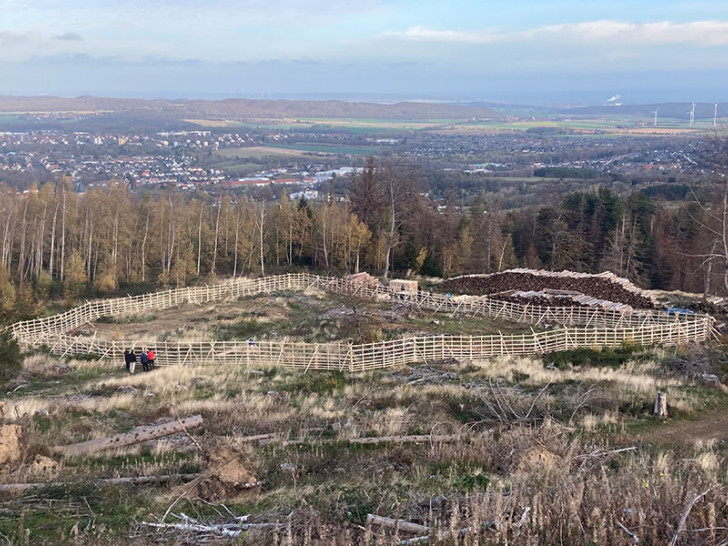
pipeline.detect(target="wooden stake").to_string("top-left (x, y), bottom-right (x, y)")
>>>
top-left (654, 392), bottom-right (668, 417)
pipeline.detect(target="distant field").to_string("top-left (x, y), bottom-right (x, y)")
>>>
top-left (0, 114), bottom-right (22, 124)
top-left (213, 146), bottom-right (316, 160)
top-left (214, 143), bottom-right (381, 159)
top-left (183, 119), bottom-right (246, 128)
top-left (183, 115), bottom-right (719, 136)
top-left (193, 117), bottom-right (460, 133)
top-left (212, 161), bottom-right (263, 175)
top-left (266, 143), bottom-right (380, 155)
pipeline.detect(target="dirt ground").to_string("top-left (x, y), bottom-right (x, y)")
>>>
top-left (638, 409), bottom-right (728, 444)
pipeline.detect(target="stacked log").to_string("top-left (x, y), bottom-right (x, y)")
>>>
top-left (347, 272), bottom-right (381, 290)
top-left (438, 269), bottom-right (656, 309)
top-left (488, 290), bottom-right (633, 312)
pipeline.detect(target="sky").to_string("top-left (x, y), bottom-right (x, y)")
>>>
top-left (2, 0), bottom-right (728, 104)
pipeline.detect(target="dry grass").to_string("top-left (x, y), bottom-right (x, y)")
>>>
top-left (3, 333), bottom-right (728, 543)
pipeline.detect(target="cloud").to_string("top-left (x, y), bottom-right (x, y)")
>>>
top-left (386, 26), bottom-right (498, 44)
top-left (0, 30), bottom-right (30, 47)
top-left (52, 32), bottom-right (82, 41)
top-left (387, 20), bottom-right (728, 47)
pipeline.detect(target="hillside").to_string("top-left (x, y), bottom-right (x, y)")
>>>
top-left (0, 95), bottom-right (500, 121)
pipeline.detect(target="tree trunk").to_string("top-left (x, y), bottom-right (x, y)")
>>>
top-left (56, 415), bottom-right (203, 456)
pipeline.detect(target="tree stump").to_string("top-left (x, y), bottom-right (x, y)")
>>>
top-left (654, 392), bottom-right (668, 417)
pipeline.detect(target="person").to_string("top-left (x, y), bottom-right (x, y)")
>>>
top-left (123, 349), bottom-right (131, 372)
top-left (140, 350), bottom-right (149, 372)
top-left (147, 348), bottom-right (155, 370)
top-left (128, 349), bottom-right (137, 374)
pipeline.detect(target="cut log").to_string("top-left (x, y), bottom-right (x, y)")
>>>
top-left (0, 473), bottom-right (199, 493)
top-left (350, 434), bottom-right (458, 445)
top-left (366, 514), bottom-right (429, 534)
top-left (55, 415), bottom-right (203, 456)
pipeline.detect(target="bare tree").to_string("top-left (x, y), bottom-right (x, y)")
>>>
top-left (380, 163), bottom-right (420, 282)
top-left (688, 178), bottom-right (728, 296)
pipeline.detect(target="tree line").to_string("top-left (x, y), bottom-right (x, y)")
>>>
top-left (0, 159), bottom-right (726, 322)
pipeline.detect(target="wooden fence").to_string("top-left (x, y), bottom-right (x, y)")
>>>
top-left (9, 274), bottom-right (714, 372)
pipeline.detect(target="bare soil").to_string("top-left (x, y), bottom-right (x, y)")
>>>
top-left (638, 409), bottom-right (728, 444)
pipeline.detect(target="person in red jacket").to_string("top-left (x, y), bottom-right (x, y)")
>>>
top-left (147, 348), bottom-right (155, 370)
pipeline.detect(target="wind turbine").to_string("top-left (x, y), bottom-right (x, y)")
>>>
top-left (653, 107), bottom-right (659, 127)
top-left (715, 103), bottom-right (719, 127)
top-left (689, 102), bottom-right (695, 126)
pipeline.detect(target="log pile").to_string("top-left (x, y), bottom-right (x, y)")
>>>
top-left (488, 290), bottom-right (634, 312)
top-left (439, 269), bottom-right (656, 309)
top-left (346, 272), bottom-right (381, 290)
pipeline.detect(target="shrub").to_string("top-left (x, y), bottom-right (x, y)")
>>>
top-left (0, 328), bottom-right (21, 383)
top-left (543, 346), bottom-right (647, 369)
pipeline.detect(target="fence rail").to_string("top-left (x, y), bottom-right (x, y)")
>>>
top-left (10, 274), bottom-right (714, 372)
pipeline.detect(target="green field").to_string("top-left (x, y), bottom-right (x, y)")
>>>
top-left (266, 143), bottom-right (380, 155)
top-left (0, 114), bottom-right (22, 125)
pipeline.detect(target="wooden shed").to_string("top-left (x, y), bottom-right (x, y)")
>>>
top-left (390, 279), bottom-right (418, 293)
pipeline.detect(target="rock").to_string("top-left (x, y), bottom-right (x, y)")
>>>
top-left (34, 410), bottom-right (49, 416)
top-left (174, 384), bottom-right (188, 391)
top-left (702, 374), bottom-right (721, 388)
top-left (144, 391), bottom-right (156, 398)
top-left (280, 462), bottom-right (297, 473)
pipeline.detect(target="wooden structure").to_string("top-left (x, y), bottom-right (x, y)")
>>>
top-left (9, 274), bottom-right (715, 373)
top-left (389, 279), bottom-right (418, 294)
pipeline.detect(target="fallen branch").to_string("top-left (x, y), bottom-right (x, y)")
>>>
top-left (0, 473), bottom-right (199, 493)
top-left (669, 488), bottom-right (712, 546)
top-left (366, 514), bottom-right (429, 534)
top-left (172, 405), bottom-right (204, 454)
top-left (351, 434), bottom-right (459, 445)
top-left (138, 513), bottom-right (278, 538)
top-left (55, 415), bottom-right (203, 456)
top-left (401, 523), bottom-right (494, 545)
top-left (575, 446), bottom-right (637, 460)
top-left (617, 521), bottom-right (639, 545)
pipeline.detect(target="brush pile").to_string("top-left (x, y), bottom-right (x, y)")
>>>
top-left (439, 269), bottom-right (656, 309)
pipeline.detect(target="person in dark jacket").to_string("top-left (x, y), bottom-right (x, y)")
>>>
top-left (128, 349), bottom-right (137, 374)
top-left (124, 349), bottom-right (131, 372)
top-left (140, 350), bottom-right (149, 372)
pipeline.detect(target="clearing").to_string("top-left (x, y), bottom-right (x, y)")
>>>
top-left (73, 289), bottom-right (533, 344)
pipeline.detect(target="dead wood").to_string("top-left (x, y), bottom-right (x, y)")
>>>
top-left (669, 488), bottom-right (712, 546)
top-left (366, 514), bottom-right (429, 534)
top-left (350, 434), bottom-right (459, 445)
top-left (55, 414), bottom-right (203, 456)
top-left (0, 473), bottom-right (199, 493)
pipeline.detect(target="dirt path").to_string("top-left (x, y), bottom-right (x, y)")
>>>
top-left (638, 409), bottom-right (728, 444)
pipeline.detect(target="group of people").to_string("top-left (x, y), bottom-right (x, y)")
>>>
top-left (123, 348), bottom-right (155, 373)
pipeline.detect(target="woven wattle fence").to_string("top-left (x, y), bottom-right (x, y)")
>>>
top-left (10, 274), bottom-right (714, 372)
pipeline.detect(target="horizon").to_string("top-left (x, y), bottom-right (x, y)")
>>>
top-left (2, 1), bottom-right (728, 105)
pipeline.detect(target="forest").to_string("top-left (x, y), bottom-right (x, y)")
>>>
top-left (0, 156), bottom-right (727, 324)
